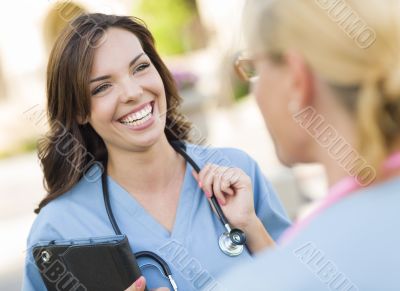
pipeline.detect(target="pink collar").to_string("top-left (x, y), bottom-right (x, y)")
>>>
top-left (279, 151), bottom-right (400, 245)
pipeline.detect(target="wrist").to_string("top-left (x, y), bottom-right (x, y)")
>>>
top-left (241, 214), bottom-right (275, 253)
top-left (241, 213), bottom-right (261, 234)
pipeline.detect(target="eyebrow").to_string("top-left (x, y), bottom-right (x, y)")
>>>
top-left (89, 52), bottom-right (145, 83)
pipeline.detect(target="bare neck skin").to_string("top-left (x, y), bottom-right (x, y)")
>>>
top-left (310, 85), bottom-right (400, 188)
top-left (316, 134), bottom-right (400, 190)
top-left (309, 85), bottom-right (358, 188)
top-left (106, 136), bottom-right (186, 196)
top-left (386, 140), bottom-right (400, 179)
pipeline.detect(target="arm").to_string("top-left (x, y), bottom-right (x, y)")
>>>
top-left (22, 245), bottom-right (50, 291)
top-left (242, 214), bottom-right (276, 252)
top-left (23, 221), bottom-right (62, 291)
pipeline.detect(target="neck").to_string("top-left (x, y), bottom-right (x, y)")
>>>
top-left (318, 152), bottom-right (350, 188)
top-left (320, 144), bottom-right (400, 189)
top-left (310, 93), bottom-right (359, 188)
top-left (383, 145), bottom-right (400, 179)
top-left (107, 136), bottom-right (184, 194)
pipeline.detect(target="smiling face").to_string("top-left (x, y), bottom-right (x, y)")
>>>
top-left (87, 27), bottom-right (168, 154)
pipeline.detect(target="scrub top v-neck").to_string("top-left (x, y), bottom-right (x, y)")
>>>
top-left (106, 159), bottom-right (194, 240)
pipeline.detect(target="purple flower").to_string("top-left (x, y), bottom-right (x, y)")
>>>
top-left (172, 70), bottom-right (198, 90)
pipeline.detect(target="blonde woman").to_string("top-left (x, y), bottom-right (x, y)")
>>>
top-left (219, 0), bottom-right (400, 290)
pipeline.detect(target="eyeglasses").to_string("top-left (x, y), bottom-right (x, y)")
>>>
top-left (234, 52), bottom-right (259, 83)
top-left (234, 51), bottom-right (282, 83)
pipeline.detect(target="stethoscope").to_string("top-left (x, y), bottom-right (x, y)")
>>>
top-left (101, 140), bottom-right (248, 291)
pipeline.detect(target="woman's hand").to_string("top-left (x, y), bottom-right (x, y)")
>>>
top-left (125, 276), bottom-right (169, 291)
top-left (192, 164), bottom-right (257, 231)
top-left (192, 163), bottom-right (275, 252)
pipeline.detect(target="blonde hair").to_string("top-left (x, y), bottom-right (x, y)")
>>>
top-left (245, 0), bottom-right (400, 169)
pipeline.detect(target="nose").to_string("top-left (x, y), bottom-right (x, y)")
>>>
top-left (119, 76), bottom-right (143, 103)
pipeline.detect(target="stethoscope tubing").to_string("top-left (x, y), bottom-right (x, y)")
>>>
top-left (171, 141), bottom-right (230, 226)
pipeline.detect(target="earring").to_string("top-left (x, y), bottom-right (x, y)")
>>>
top-left (288, 99), bottom-right (300, 114)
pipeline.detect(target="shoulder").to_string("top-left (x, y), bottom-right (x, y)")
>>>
top-left (218, 246), bottom-right (320, 291)
top-left (39, 170), bottom-right (102, 219)
top-left (186, 143), bottom-right (256, 171)
top-left (27, 169), bottom-right (103, 247)
top-left (302, 177), bottom-right (400, 237)
top-left (288, 179), bottom-right (400, 248)
top-left (271, 178), bottom-right (400, 288)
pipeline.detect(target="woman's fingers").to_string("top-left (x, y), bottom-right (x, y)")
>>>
top-left (212, 167), bottom-right (236, 204)
top-left (192, 170), bottom-right (200, 184)
top-left (211, 169), bottom-right (225, 205)
top-left (125, 277), bottom-right (169, 291)
top-left (195, 164), bottom-right (242, 206)
top-left (199, 163), bottom-right (214, 198)
top-left (197, 163), bottom-right (211, 196)
top-left (202, 165), bottom-right (226, 203)
top-left (201, 164), bottom-right (233, 205)
top-left (219, 168), bottom-right (237, 196)
top-left (125, 276), bottom-right (146, 291)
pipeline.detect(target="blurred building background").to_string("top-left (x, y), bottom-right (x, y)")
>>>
top-left (0, 0), bottom-right (327, 289)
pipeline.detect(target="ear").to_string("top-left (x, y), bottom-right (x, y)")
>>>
top-left (284, 50), bottom-right (314, 111)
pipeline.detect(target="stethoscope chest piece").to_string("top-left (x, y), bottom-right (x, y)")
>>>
top-left (218, 228), bottom-right (246, 257)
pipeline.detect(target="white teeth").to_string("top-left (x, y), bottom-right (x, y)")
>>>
top-left (120, 103), bottom-right (153, 126)
top-left (122, 112), bottom-right (152, 126)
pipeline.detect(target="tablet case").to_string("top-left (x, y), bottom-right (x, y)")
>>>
top-left (32, 235), bottom-right (147, 291)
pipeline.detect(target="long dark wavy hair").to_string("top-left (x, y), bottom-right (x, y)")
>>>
top-left (35, 13), bottom-right (192, 213)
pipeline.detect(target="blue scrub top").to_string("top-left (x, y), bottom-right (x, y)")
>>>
top-left (23, 144), bottom-right (291, 291)
top-left (218, 178), bottom-right (400, 291)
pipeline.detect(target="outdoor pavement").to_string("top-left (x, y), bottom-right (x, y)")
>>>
top-left (0, 153), bottom-right (44, 290)
top-left (0, 98), bottom-right (326, 290)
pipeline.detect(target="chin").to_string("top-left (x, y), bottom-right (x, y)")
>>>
top-left (273, 142), bottom-right (299, 167)
top-left (276, 146), bottom-right (315, 167)
top-left (276, 151), bottom-right (295, 167)
top-left (134, 130), bottom-right (165, 150)
top-left (133, 113), bottom-right (167, 144)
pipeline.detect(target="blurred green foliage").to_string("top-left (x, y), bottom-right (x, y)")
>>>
top-left (233, 81), bottom-right (250, 102)
top-left (136, 0), bottom-right (196, 55)
top-left (0, 138), bottom-right (37, 160)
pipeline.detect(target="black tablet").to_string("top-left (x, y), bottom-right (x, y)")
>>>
top-left (32, 234), bottom-right (147, 291)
